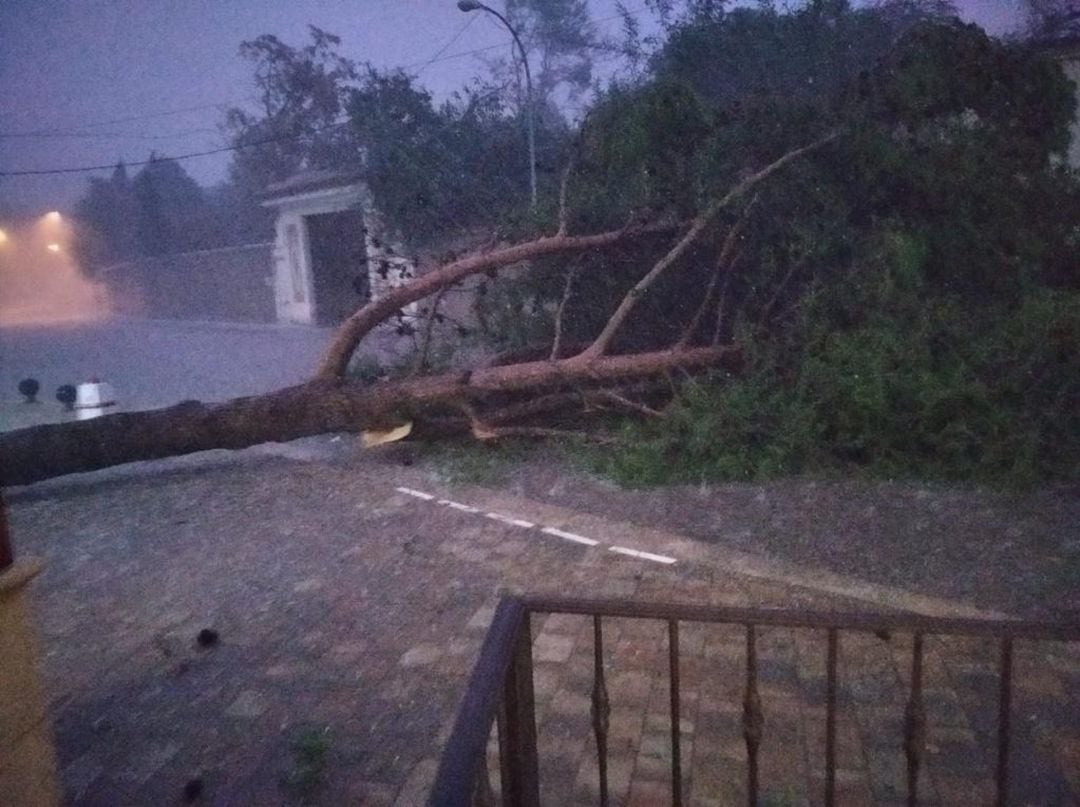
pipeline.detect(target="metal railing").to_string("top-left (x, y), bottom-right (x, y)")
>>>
top-left (429, 596), bottom-right (1080, 807)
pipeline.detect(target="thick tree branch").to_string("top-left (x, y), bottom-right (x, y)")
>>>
top-left (592, 390), bottom-right (663, 419)
top-left (482, 381), bottom-right (663, 425)
top-left (576, 131), bottom-right (839, 361)
top-left (1, 346), bottom-right (740, 487)
top-left (315, 221), bottom-right (677, 379)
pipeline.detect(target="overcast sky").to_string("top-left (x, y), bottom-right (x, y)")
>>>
top-left (0, 0), bottom-right (1025, 215)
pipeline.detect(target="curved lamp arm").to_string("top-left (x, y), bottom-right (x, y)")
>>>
top-left (457, 0), bottom-right (537, 208)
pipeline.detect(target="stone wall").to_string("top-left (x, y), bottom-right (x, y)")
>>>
top-left (100, 242), bottom-right (275, 324)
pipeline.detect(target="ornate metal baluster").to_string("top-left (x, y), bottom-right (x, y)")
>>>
top-left (996, 638), bottom-right (1013, 807)
top-left (497, 612), bottom-right (539, 807)
top-left (904, 634), bottom-right (926, 807)
top-left (669, 619), bottom-right (683, 807)
top-left (825, 628), bottom-right (839, 807)
top-left (592, 615), bottom-right (611, 807)
top-left (743, 625), bottom-right (763, 807)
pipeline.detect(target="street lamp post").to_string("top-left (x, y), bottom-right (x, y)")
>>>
top-left (457, 0), bottom-right (537, 209)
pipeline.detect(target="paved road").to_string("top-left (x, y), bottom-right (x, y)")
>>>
top-left (0, 318), bottom-right (404, 431)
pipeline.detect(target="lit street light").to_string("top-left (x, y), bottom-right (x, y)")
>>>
top-left (0, 228), bottom-right (8, 245)
top-left (46, 243), bottom-right (61, 253)
top-left (457, 0), bottom-right (537, 209)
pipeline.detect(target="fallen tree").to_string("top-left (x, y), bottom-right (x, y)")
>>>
top-left (0, 134), bottom-right (833, 487)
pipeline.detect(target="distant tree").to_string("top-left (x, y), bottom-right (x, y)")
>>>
top-left (224, 26), bottom-right (359, 197)
top-left (204, 181), bottom-right (275, 246)
top-left (1023, 0), bottom-right (1080, 40)
top-left (131, 155), bottom-right (218, 256)
top-left (73, 162), bottom-right (139, 268)
top-left (502, 0), bottom-right (600, 109)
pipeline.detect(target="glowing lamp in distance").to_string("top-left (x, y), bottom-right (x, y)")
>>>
top-left (46, 243), bottom-right (61, 253)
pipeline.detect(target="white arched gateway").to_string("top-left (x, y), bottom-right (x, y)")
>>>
top-left (261, 169), bottom-right (415, 326)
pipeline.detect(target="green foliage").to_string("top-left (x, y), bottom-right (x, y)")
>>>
top-left (347, 70), bottom-right (544, 245)
top-left (603, 273), bottom-right (1080, 488)
top-left (571, 7), bottom-right (1080, 487)
top-left (425, 438), bottom-right (534, 486)
top-left (503, 0), bottom-right (599, 104)
top-left (73, 156), bottom-right (234, 266)
top-left (597, 369), bottom-right (820, 486)
top-left (225, 27), bottom-right (358, 193)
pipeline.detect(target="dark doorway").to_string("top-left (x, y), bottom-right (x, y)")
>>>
top-left (306, 209), bottom-right (368, 325)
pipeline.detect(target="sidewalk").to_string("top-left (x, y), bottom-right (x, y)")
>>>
top-left (7, 455), bottom-right (1078, 805)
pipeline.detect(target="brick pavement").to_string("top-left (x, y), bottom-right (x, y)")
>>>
top-left (6, 456), bottom-right (1079, 805)
top-left (514, 608), bottom-right (1080, 806)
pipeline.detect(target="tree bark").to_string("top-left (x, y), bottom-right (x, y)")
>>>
top-left (315, 222), bottom-right (675, 379)
top-left (0, 346), bottom-right (739, 487)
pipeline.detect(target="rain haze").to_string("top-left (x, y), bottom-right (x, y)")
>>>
top-left (0, 0), bottom-right (1036, 422)
top-left (1, 0), bottom-right (1025, 213)
top-left (5, 2), bottom-right (1080, 806)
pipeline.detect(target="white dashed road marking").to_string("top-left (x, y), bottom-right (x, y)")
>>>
top-left (540, 526), bottom-right (600, 547)
top-left (396, 487), bottom-right (435, 500)
top-left (393, 486), bottom-right (678, 564)
top-left (485, 512), bottom-right (536, 529)
top-left (439, 499), bottom-right (481, 514)
top-left (609, 546), bottom-right (678, 565)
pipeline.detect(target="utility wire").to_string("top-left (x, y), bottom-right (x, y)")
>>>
top-left (0, 121), bottom-right (350, 177)
top-left (410, 14), bottom-right (478, 75)
top-left (0, 101), bottom-right (239, 138)
top-left (1, 4), bottom-right (649, 176)
top-left (0, 127), bottom-right (220, 141)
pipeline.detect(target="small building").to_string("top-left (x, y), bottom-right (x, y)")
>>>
top-left (261, 169), bottom-right (416, 326)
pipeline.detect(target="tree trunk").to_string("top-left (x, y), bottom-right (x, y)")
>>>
top-left (0, 346), bottom-right (738, 487)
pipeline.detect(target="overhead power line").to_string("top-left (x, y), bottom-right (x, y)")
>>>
top-left (410, 14), bottom-right (479, 74)
top-left (0, 127), bottom-right (220, 142)
top-left (0, 101), bottom-right (239, 139)
top-left (1, 3), bottom-right (649, 176)
top-left (0, 122), bottom-right (350, 177)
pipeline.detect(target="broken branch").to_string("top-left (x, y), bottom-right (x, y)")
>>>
top-left (316, 220), bottom-right (679, 379)
top-left (576, 132), bottom-right (838, 361)
top-left (676, 197), bottom-right (756, 348)
top-left (413, 284), bottom-right (450, 375)
top-left (550, 261), bottom-right (582, 361)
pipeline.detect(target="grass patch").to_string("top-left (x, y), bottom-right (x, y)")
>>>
top-left (420, 437), bottom-right (538, 486)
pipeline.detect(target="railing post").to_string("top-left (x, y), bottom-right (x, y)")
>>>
top-left (825, 628), bottom-right (839, 807)
top-left (904, 634), bottom-right (926, 807)
top-left (996, 638), bottom-right (1013, 807)
top-left (592, 615), bottom-right (611, 807)
top-left (743, 624), bottom-right (763, 807)
top-left (497, 610), bottom-right (540, 807)
top-left (429, 598), bottom-right (530, 807)
top-left (668, 619), bottom-right (683, 807)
